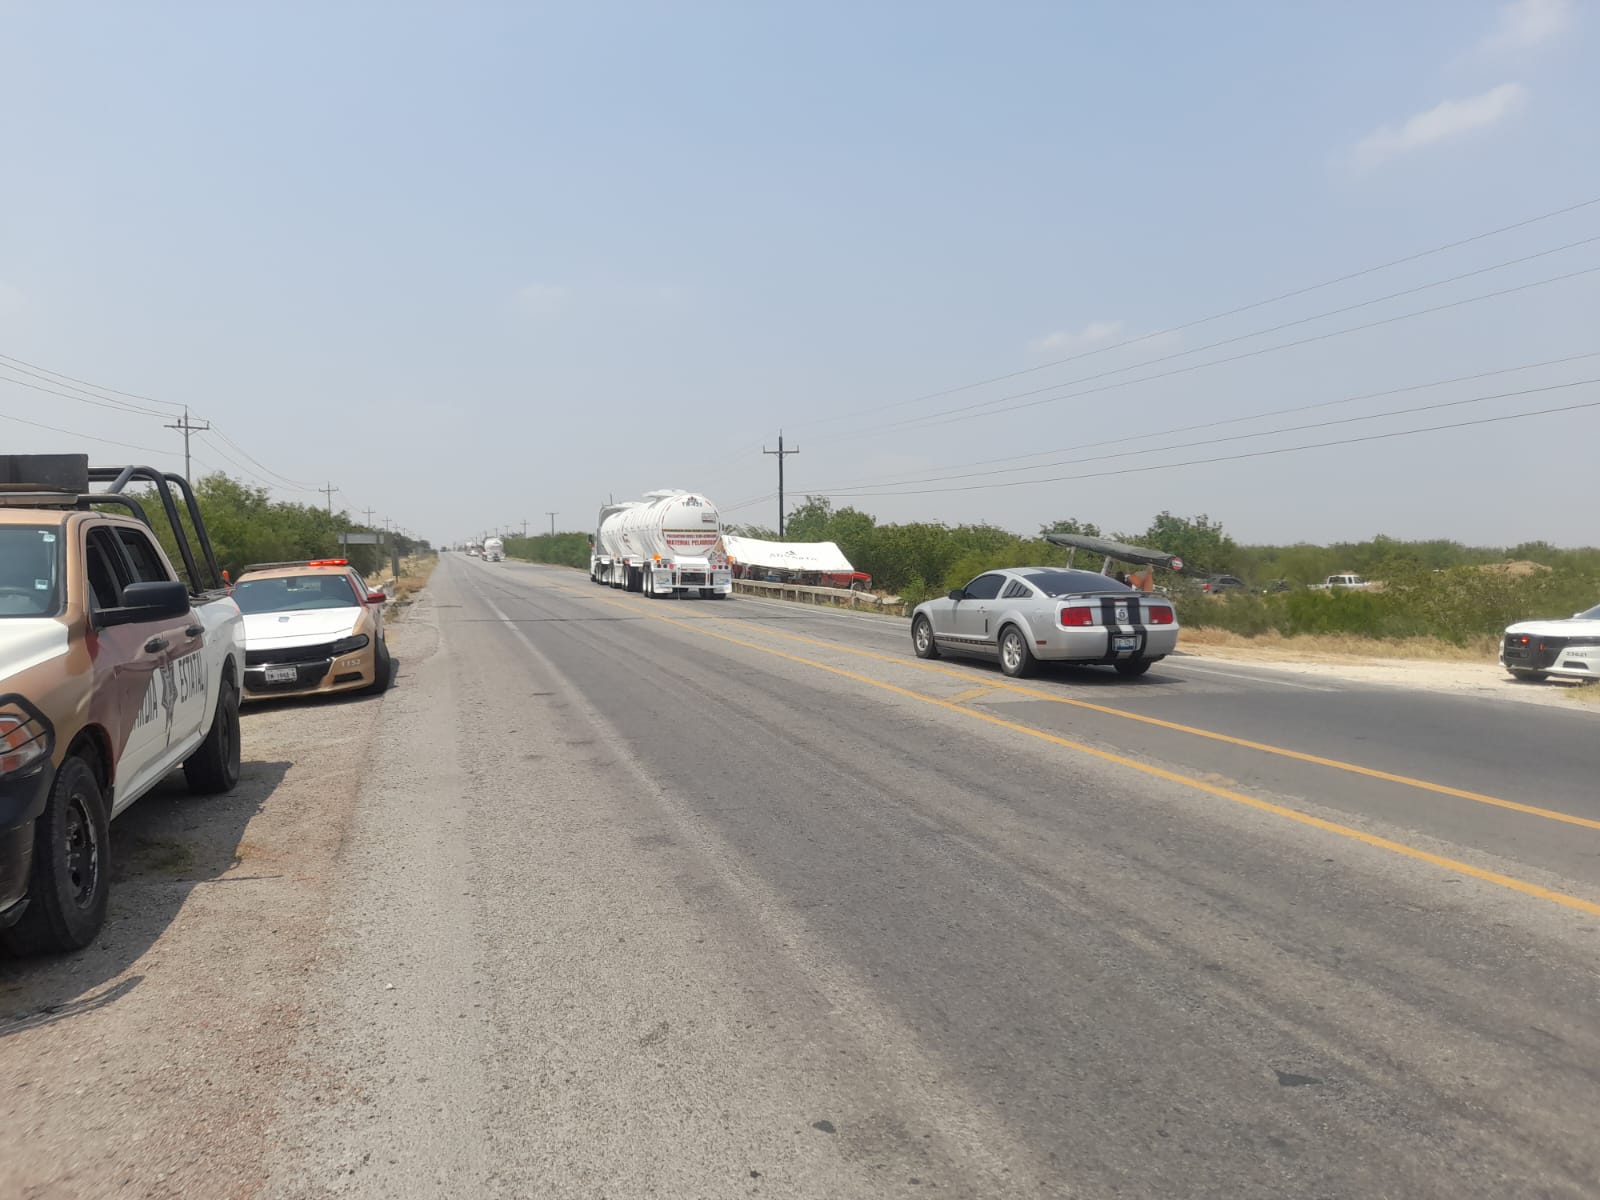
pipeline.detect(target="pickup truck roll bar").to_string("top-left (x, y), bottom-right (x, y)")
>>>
top-left (86, 466), bottom-right (226, 596)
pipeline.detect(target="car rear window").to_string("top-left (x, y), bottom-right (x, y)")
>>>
top-left (0, 526), bottom-right (63, 617)
top-left (233, 573), bottom-right (360, 614)
top-left (1020, 569), bottom-right (1136, 597)
top-left (1579, 602), bottom-right (1600, 621)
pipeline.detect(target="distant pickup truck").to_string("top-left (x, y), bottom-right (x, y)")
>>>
top-left (1311, 574), bottom-right (1373, 590)
top-left (0, 456), bottom-right (244, 954)
top-left (816, 569), bottom-right (872, 591)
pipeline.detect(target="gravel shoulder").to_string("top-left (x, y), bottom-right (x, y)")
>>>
top-left (1182, 644), bottom-right (1599, 711)
top-left (0, 615), bottom-right (426, 1200)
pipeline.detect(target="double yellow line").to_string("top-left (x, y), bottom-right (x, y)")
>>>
top-left (552, 578), bottom-right (1600, 918)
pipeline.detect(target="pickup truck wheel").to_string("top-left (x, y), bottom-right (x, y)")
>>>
top-left (0, 756), bottom-right (110, 955)
top-left (912, 615), bottom-right (940, 659)
top-left (184, 675), bottom-right (241, 794)
top-left (365, 637), bottom-right (393, 694)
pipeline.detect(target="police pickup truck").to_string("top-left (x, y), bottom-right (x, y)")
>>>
top-left (0, 455), bottom-right (244, 954)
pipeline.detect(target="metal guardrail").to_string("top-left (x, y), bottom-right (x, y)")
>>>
top-left (733, 578), bottom-right (908, 616)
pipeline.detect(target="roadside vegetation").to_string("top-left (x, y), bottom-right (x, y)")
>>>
top-left (735, 499), bottom-right (1599, 651)
top-left (143, 473), bottom-right (432, 583)
top-left (503, 531), bottom-right (591, 568)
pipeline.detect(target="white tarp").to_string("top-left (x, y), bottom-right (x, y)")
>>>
top-left (723, 535), bottom-right (854, 574)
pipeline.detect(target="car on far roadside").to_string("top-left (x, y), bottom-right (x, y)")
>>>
top-left (1200, 574), bottom-right (1247, 595)
top-left (1500, 600), bottom-right (1600, 683)
top-left (233, 559), bottom-right (391, 701)
top-left (910, 567), bottom-right (1179, 678)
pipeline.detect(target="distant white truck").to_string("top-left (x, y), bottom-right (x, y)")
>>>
top-left (483, 537), bottom-right (504, 563)
top-left (1312, 574), bottom-right (1372, 590)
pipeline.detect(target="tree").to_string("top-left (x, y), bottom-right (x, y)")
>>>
top-left (1140, 512), bottom-right (1237, 574)
top-left (1040, 517), bottom-right (1102, 539)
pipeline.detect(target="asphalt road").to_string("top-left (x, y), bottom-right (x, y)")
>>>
top-left (268, 555), bottom-right (1600, 1199)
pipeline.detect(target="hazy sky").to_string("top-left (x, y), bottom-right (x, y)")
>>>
top-left (3, 1), bottom-right (1596, 548)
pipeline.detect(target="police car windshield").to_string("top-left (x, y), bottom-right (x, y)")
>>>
top-left (1020, 569), bottom-right (1137, 597)
top-left (234, 574), bottom-right (360, 614)
top-left (1579, 602), bottom-right (1600, 621)
top-left (0, 526), bottom-right (63, 618)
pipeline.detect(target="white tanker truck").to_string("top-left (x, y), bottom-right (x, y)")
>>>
top-left (483, 536), bottom-right (504, 562)
top-left (590, 490), bottom-right (733, 598)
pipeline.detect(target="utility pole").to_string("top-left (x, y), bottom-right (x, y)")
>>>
top-left (763, 433), bottom-right (800, 537)
top-left (521, 519), bottom-right (530, 538)
top-left (546, 511), bottom-right (558, 536)
top-left (363, 506), bottom-right (377, 526)
top-left (318, 481), bottom-right (336, 514)
top-left (165, 406), bottom-right (210, 479)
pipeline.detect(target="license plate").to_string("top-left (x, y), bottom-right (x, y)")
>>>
top-left (1503, 645), bottom-right (1527, 658)
top-left (264, 667), bottom-right (297, 684)
top-left (1114, 635), bottom-right (1137, 651)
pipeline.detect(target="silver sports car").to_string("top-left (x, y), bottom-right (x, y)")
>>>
top-left (910, 567), bottom-right (1180, 678)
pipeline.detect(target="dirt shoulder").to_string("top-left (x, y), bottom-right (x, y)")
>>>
top-left (1180, 634), bottom-right (1597, 712)
top-left (0, 608), bottom-right (434, 1200)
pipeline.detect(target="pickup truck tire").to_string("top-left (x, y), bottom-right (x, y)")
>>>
top-left (364, 637), bottom-right (393, 695)
top-left (0, 756), bottom-right (110, 955)
top-left (184, 675), bottom-right (241, 794)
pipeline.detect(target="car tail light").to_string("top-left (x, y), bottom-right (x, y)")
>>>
top-left (1061, 606), bottom-right (1095, 627)
top-left (1147, 605), bottom-right (1174, 625)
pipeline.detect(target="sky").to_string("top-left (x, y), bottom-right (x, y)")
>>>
top-left (2, 0), bottom-right (1597, 549)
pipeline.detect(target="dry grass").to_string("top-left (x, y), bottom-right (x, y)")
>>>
top-left (1179, 626), bottom-right (1499, 664)
top-left (367, 554), bottom-right (439, 606)
top-left (1566, 682), bottom-right (1600, 705)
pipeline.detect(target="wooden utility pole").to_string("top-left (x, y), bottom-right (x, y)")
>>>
top-left (318, 482), bottom-right (336, 514)
top-left (763, 433), bottom-right (800, 537)
top-left (546, 511), bottom-right (558, 536)
top-left (165, 406), bottom-right (210, 479)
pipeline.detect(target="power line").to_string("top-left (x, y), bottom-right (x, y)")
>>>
top-left (0, 348), bottom-right (324, 490)
top-left (810, 392), bottom-right (1600, 498)
top-left (789, 193), bottom-right (1600, 430)
top-left (826, 376), bottom-right (1600, 496)
top-left (0, 406), bottom-right (176, 456)
top-left (0, 366), bottom-right (173, 417)
top-left (829, 263), bottom-right (1600, 442)
top-left (0, 350), bottom-right (187, 412)
top-left (818, 350), bottom-right (1600, 493)
top-left (205, 424), bottom-right (322, 490)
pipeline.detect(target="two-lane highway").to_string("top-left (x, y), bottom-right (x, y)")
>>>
top-left (269, 555), bottom-right (1600, 1199)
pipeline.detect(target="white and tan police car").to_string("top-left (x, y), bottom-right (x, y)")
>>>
top-left (1501, 600), bottom-right (1600, 683)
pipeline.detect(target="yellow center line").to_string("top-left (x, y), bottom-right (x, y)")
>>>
top-left (552, 584), bottom-right (1600, 919)
top-left (557, 587), bottom-right (1599, 834)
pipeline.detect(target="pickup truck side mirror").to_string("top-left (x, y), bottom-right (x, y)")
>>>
top-left (947, 588), bottom-right (967, 601)
top-left (100, 580), bottom-right (191, 627)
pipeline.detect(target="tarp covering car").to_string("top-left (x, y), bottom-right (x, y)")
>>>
top-left (723, 535), bottom-right (856, 575)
